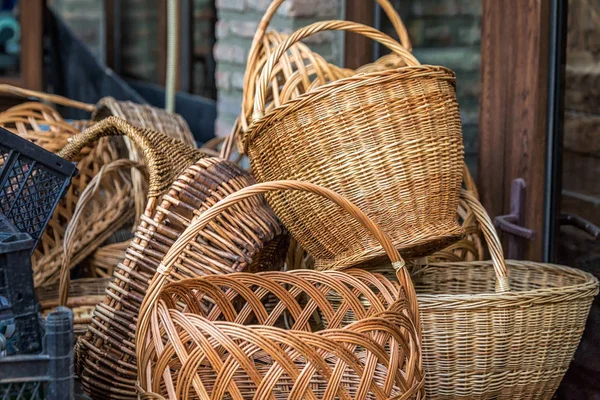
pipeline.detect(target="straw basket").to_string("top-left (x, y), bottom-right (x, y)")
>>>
top-left (75, 160), bottom-right (287, 399)
top-left (136, 180), bottom-right (423, 399)
top-left (244, 21), bottom-right (464, 269)
top-left (0, 92), bottom-right (134, 287)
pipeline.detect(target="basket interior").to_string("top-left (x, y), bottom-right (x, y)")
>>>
top-left (411, 260), bottom-right (592, 295)
top-left (161, 270), bottom-right (402, 331)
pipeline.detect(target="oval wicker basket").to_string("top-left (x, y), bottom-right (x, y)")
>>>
top-left (75, 160), bottom-right (288, 399)
top-left (342, 190), bottom-right (597, 399)
top-left (136, 180), bottom-right (423, 400)
top-left (245, 21), bottom-right (464, 269)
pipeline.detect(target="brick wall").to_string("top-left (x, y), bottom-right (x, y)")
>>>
top-left (379, 0), bottom-right (482, 175)
top-left (214, 0), bottom-right (344, 137)
top-left (120, 0), bottom-right (159, 82)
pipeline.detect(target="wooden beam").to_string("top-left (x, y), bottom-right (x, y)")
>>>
top-left (20, 0), bottom-right (44, 90)
top-left (478, 0), bottom-right (552, 260)
top-left (344, 0), bottom-right (374, 69)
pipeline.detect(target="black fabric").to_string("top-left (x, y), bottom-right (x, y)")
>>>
top-left (44, 9), bottom-right (216, 145)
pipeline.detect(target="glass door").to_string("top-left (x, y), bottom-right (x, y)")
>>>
top-left (554, 0), bottom-right (600, 397)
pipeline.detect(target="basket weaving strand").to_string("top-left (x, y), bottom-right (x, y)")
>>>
top-left (245, 20), bottom-right (464, 268)
top-left (136, 180), bottom-right (424, 400)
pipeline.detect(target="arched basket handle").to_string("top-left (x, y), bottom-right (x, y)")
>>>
top-left (252, 20), bottom-right (419, 122)
top-left (57, 116), bottom-right (203, 200)
top-left (461, 189), bottom-right (510, 292)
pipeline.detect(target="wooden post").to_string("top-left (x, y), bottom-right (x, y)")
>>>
top-left (478, 0), bottom-right (552, 260)
top-left (344, 0), bottom-right (374, 69)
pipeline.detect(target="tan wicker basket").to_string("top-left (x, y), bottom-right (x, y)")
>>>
top-left (408, 191), bottom-right (599, 399)
top-left (75, 160), bottom-right (287, 399)
top-left (0, 93), bottom-right (134, 287)
top-left (136, 180), bottom-right (423, 399)
top-left (245, 21), bottom-right (464, 269)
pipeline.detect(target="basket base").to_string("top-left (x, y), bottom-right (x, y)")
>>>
top-left (314, 229), bottom-right (465, 270)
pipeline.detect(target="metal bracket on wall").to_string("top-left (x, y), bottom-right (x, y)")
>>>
top-left (494, 178), bottom-right (537, 259)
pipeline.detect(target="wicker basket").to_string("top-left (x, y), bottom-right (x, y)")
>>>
top-left (245, 21), bottom-right (464, 269)
top-left (0, 94), bottom-right (134, 287)
top-left (408, 191), bottom-right (599, 399)
top-left (136, 180), bottom-right (423, 399)
top-left (342, 190), bottom-right (597, 399)
top-left (75, 161), bottom-right (287, 399)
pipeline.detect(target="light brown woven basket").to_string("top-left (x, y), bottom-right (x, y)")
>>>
top-left (75, 159), bottom-right (287, 399)
top-left (245, 21), bottom-right (464, 269)
top-left (135, 180), bottom-right (423, 400)
top-left (409, 191), bottom-right (599, 399)
top-left (344, 190), bottom-right (597, 399)
top-left (0, 92), bottom-right (134, 287)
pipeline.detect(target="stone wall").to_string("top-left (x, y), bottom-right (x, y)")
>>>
top-left (213, 0), bottom-right (344, 137)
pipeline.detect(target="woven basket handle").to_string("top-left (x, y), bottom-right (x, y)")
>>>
top-left (249, 0), bottom-right (411, 62)
top-left (136, 180), bottom-right (421, 359)
top-left (0, 84), bottom-right (96, 112)
top-left (253, 21), bottom-right (419, 121)
top-left (58, 116), bottom-right (201, 200)
top-left (461, 189), bottom-right (510, 292)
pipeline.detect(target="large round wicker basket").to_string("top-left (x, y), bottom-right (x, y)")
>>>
top-left (135, 180), bottom-right (424, 400)
top-left (245, 21), bottom-right (464, 270)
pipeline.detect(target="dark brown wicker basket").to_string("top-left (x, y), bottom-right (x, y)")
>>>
top-left (76, 158), bottom-right (288, 399)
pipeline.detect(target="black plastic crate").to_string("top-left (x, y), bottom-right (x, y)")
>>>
top-left (0, 307), bottom-right (74, 400)
top-left (0, 127), bottom-right (77, 252)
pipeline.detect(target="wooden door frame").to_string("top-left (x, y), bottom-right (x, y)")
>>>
top-left (0, 0), bottom-right (44, 90)
top-left (478, 0), bottom-right (565, 261)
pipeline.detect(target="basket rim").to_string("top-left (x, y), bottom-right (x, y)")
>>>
top-left (413, 260), bottom-right (599, 308)
top-left (244, 64), bottom-right (456, 150)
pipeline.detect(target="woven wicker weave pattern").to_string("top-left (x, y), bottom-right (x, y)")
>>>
top-left (410, 192), bottom-right (598, 399)
top-left (138, 269), bottom-right (424, 400)
top-left (245, 21), bottom-right (464, 269)
top-left (77, 158), bottom-right (287, 399)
